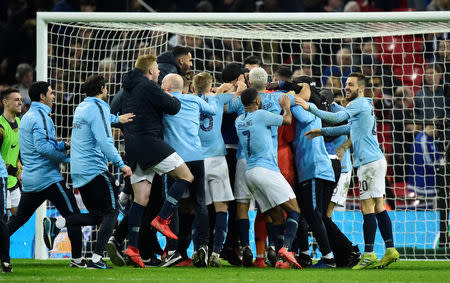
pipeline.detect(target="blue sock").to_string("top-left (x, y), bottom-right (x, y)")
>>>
top-left (376, 210), bottom-right (394, 248)
top-left (363, 213), bottom-right (377, 253)
top-left (267, 224), bottom-right (283, 253)
top-left (213, 212), bottom-right (228, 254)
top-left (266, 222), bottom-right (275, 247)
top-left (127, 202), bottom-right (145, 248)
top-left (283, 211), bottom-right (300, 250)
top-left (238, 219), bottom-right (250, 247)
top-left (159, 179), bottom-right (190, 220)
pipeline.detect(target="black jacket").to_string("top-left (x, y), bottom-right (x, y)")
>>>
top-left (157, 51), bottom-right (183, 84)
top-left (121, 68), bottom-right (181, 170)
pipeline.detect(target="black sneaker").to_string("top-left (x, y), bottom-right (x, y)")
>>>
top-left (346, 245), bottom-right (362, 267)
top-left (86, 259), bottom-right (113, 269)
top-left (142, 255), bottom-right (162, 267)
top-left (43, 217), bottom-right (60, 250)
top-left (241, 246), bottom-right (253, 267)
top-left (224, 245), bottom-right (242, 266)
top-left (159, 250), bottom-right (182, 267)
top-left (1, 261), bottom-right (12, 273)
top-left (312, 257), bottom-right (336, 268)
top-left (295, 253), bottom-right (312, 268)
top-left (192, 245), bottom-right (208, 268)
top-left (106, 237), bottom-right (126, 266)
top-left (267, 246), bottom-right (277, 267)
top-left (70, 259), bottom-right (87, 268)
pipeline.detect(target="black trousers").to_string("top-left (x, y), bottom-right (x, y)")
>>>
top-left (0, 177), bottom-right (10, 262)
top-left (65, 172), bottom-right (118, 256)
top-left (8, 180), bottom-right (82, 258)
top-left (295, 178), bottom-right (332, 256)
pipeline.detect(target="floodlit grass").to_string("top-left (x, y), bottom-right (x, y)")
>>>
top-left (2, 259), bottom-right (449, 282)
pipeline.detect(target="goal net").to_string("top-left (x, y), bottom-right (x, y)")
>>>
top-left (34, 12), bottom-right (450, 260)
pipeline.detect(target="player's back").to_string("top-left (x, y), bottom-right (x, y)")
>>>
top-left (235, 110), bottom-right (280, 172)
top-left (198, 93), bottom-right (234, 158)
top-left (163, 93), bottom-right (215, 162)
top-left (345, 97), bottom-right (384, 168)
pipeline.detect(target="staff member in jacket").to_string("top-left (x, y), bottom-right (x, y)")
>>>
top-left (8, 82), bottom-right (84, 268)
top-left (120, 54), bottom-right (194, 268)
top-left (43, 75), bottom-right (132, 269)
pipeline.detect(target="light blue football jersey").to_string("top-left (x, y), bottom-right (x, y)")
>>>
top-left (235, 110), bottom-right (283, 172)
top-left (198, 93), bottom-right (234, 158)
top-left (227, 91), bottom-right (295, 160)
top-left (309, 97), bottom-right (384, 168)
top-left (163, 92), bottom-right (217, 162)
top-left (291, 105), bottom-right (335, 183)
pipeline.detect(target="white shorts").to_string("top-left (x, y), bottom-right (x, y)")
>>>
top-left (204, 156), bottom-right (234, 205)
top-left (331, 170), bottom-right (352, 207)
top-left (7, 188), bottom-right (21, 209)
top-left (234, 159), bottom-right (253, 202)
top-left (357, 158), bottom-right (387, 200)
top-left (245, 167), bottom-right (296, 213)
top-left (131, 152), bottom-right (184, 184)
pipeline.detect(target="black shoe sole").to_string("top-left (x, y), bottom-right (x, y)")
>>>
top-left (242, 248), bottom-right (253, 267)
top-left (106, 242), bottom-right (126, 266)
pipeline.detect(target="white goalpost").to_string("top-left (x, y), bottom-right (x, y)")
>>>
top-left (34, 11), bottom-right (450, 260)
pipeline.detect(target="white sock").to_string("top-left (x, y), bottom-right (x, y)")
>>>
top-left (323, 252), bottom-right (333, 259)
top-left (92, 253), bottom-right (102, 263)
top-left (119, 192), bottom-right (129, 203)
top-left (72, 257), bottom-right (82, 264)
top-left (55, 217), bottom-right (66, 229)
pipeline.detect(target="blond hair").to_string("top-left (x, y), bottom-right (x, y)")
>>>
top-left (193, 72), bottom-right (212, 94)
top-left (135, 54), bottom-right (157, 74)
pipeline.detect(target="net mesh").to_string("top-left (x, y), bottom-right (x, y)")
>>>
top-left (43, 19), bottom-right (450, 260)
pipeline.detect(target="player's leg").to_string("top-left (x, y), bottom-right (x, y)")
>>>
top-left (187, 160), bottom-right (209, 268)
top-left (0, 177), bottom-right (12, 273)
top-left (152, 153), bottom-right (193, 239)
top-left (205, 156), bottom-right (234, 267)
top-left (234, 158), bottom-right (252, 266)
top-left (253, 211), bottom-right (267, 267)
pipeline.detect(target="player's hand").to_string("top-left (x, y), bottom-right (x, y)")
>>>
top-left (235, 81), bottom-right (247, 95)
top-left (64, 141), bottom-right (70, 150)
top-left (278, 94), bottom-right (291, 110)
top-left (335, 146), bottom-right (345, 162)
top-left (121, 165), bottom-right (132, 178)
top-left (304, 129), bottom-right (322, 140)
top-left (119, 113), bottom-right (135, 124)
top-left (295, 96), bottom-right (310, 110)
top-left (217, 83), bottom-right (233, 94)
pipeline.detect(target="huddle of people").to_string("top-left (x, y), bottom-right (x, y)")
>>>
top-left (0, 48), bottom-right (400, 272)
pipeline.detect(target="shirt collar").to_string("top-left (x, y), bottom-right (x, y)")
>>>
top-left (30, 102), bottom-right (52, 114)
top-left (84, 96), bottom-right (110, 109)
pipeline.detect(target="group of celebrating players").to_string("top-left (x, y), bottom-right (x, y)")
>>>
top-left (0, 47), bottom-right (400, 272)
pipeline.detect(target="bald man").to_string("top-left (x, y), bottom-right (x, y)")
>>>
top-left (160, 73), bottom-right (218, 267)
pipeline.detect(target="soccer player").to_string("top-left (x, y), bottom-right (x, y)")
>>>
top-left (296, 72), bottom-right (400, 269)
top-left (195, 72), bottom-right (239, 267)
top-left (0, 152), bottom-right (11, 273)
top-left (9, 82), bottom-right (83, 268)
top-left (226, 67), bottom-right (307, 266)
top-left (161, 73), bottom-right (217, 267)
top-left (235, 88), bottom-right (301, 269)
top-left (44, 75), bottom-right (133, 269)
top-left (0, 89), bottom-right (22, 217)
top-left (120, 54), bottom-right (194, 268)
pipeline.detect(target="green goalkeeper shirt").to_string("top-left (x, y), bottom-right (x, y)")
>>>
top-left (0, 115), bottom-right (21, 190)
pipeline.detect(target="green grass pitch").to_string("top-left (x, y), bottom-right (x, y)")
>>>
top-left (2, 259), bottom-right (449, 282)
